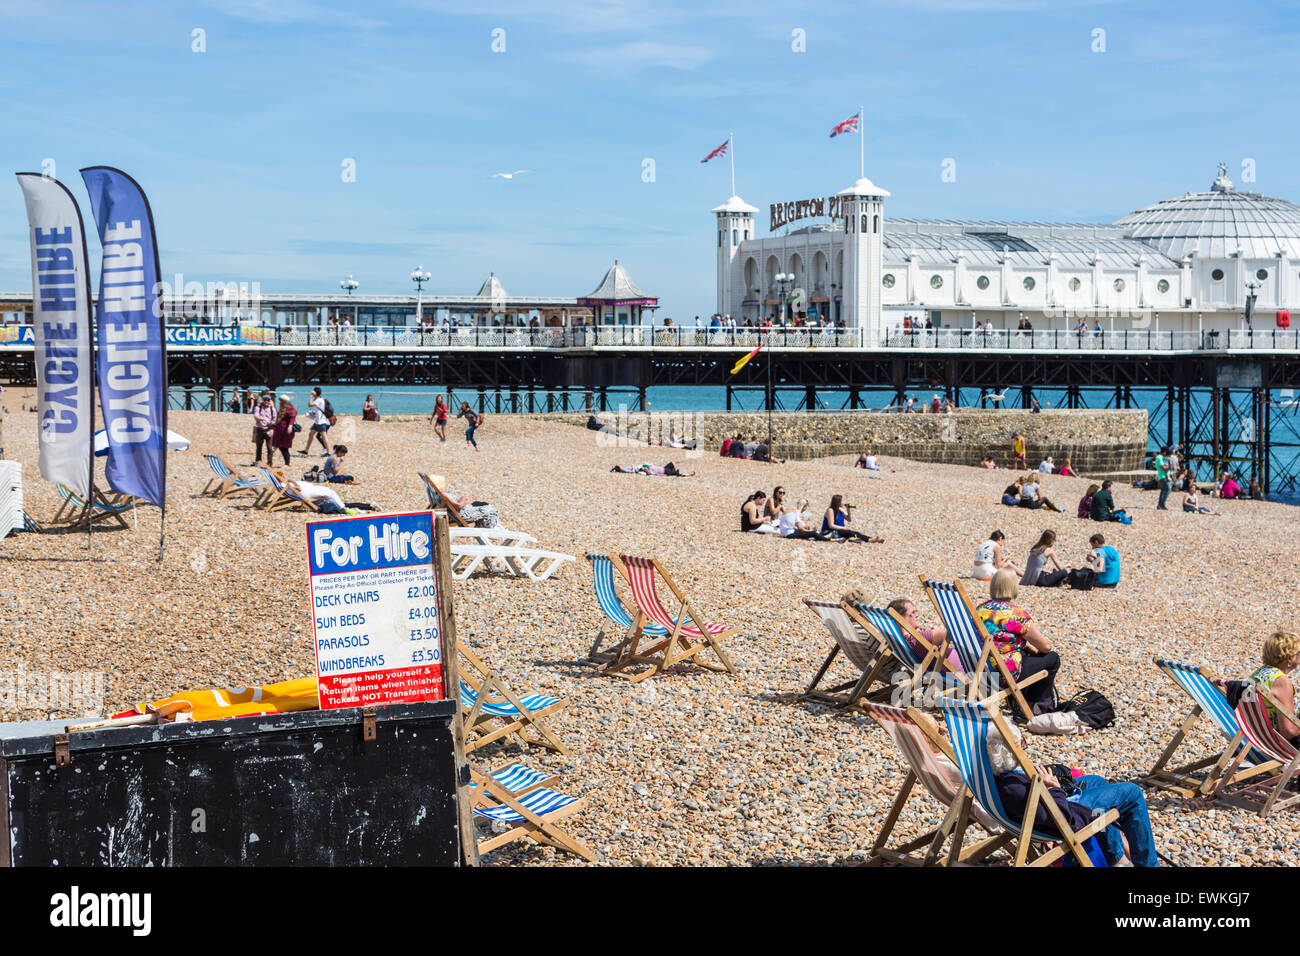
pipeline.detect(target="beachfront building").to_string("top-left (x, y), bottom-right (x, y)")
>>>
top-left (718, 164), bottom-right (1300, 341)
top-left (578, 260), bottom-right (660, 326)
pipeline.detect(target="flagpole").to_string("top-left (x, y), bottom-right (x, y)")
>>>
top-left (729, 132), bottom-right (735, 196)
top-left (766, 333), bottom-right (773, 448)
top-left (859, 106), bottom-right (864, 179)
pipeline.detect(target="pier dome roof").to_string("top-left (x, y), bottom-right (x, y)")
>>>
top-left (1116, 164), bottom-right (1300, 260)
top-left (476, 273), bottom-right (508, 299)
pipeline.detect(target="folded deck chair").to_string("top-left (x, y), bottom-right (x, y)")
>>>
top-left (938, 697), bottom-right (1118, 867)
top-left (598, 555), bottom-right (736, 682)
top-left (470, 766), bottom-right (595, 862)
top-left (800, 599), bottom-right (894, 708)
top-left (257, 467), bottom-right (321, 513)
top-left (458, 644), bottom-right (568, 754)
top-left (1144, 659), bottom-right (1280, 798)
top-left (1221, 684), bottom-right (1300, 817)
top-left (586, 553), bottom-right (669, 662)
top-left (921, 578), bottom-right (1044, 721)
top-left (862, 702), bottom-right (1012, 865)
top-left (449, 543), bottom-right (574, 582)
top-left (201, 454), bottom-right (267, 499)
top-left (21, 511), bottom-right (45, 534)
top-left (855, 603), bottom-right (967, 696)
top-left (418, 472), bottom-right (470, 527)
top-left (52, 484), bottom-right (131, 530)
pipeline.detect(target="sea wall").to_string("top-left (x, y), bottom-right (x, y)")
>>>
top-left (537, 408), bottom-right (1149, 474)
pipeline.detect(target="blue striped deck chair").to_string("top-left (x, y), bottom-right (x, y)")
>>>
top-left (52, 484), bottom-right (130, 529)
top-left (1144, 659), bottom-right (1281, 798)
top-left (458, 644), bottom-right (569, 755)
top-left (470, 766), bottom-right (594, 861)
top-left (201, 454), bottom-right (266, 499)
top-left (586, 553), bottom-right (669, 663)
top-left (256, 467), bottom-right (320, 513)
top-left (921, 578), bottom-right (1044, 721)
top-left (21, 511), bottom-right (45, 534)
top-left (856, 603), bottom-right (967, 695)
top-left (939, 697), bottom-right (1118, 867)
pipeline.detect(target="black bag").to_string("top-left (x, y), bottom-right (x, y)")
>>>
top-left (291, 422), bottom-right (302, 433)
top-left (1223, 680), bottom-right (1250, 710)
top-left (1059, 689), bottom-right (1116, 729)
top-left (1043, 762), bottom-right (1080, 795)
top-left (1068, 567), bottom-right (1097, 591)
top-left (323, 398), bottom-right (335, 418)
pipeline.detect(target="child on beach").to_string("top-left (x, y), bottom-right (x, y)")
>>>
top-left (1182, 489), bottom-right (1218, 514)
top-left (431, 395), bottom-right (448, 442)
top-left (458, 402), bottom-right (482, 450)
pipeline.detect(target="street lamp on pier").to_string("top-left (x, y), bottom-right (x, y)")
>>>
top-left (340, 274), bottom-right (359, 325)
top-left (411, 265), bottom-right (431, 327)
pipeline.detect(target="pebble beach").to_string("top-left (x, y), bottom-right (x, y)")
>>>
top-left (2, 402), bottom-right (1297, 866)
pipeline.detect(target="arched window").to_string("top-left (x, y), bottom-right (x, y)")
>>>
top-left (732, 229), bottom-right (738, 246)
top-left (718, 230), bottom-right (723, 248)
top-left (861, 214), bottom-right (869, 233)
top-left (873, 215), bottom-right (879, 233)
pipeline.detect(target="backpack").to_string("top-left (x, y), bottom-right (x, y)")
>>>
top-left (1068, 567), bottom-right (1097, 591)
top-left (1058, 689), bottom-right (1116, 729)
top-left (322, 398), bottom-right (334, 418)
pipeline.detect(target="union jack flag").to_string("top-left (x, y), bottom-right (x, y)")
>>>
top-left (700, 139), bottom-right (728, 163)
top-left (828, 113), bottom-right (859, 138)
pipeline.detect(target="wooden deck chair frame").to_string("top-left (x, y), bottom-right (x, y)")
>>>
top-left (469, 768), bottom-right (595, 862)
top-left (202, 454), bottom-right (265, 500)
top-left (920, 576), bottom-right (1044, 722)
top-left (863, 703), bottom-right (1013, 866)
top-left (1218, 683), bottom-right (1300, 817)
top-left (935, 698), bottom-right (1119, 867)
top-left (585, 553), bottom-right (669, 664)
top-left (598, 555), bottom-right (736, 682)
top-left (800, 599), bottom-right (895, 708)
top-left (1144, 658), bottom-right (1280, 798)
top-left (52, 485), bottom-right (131, 530)
top-left (418, 473), bottom-right (469, 527)
top-left (856, 603), bottom-right (970, 699)
top-left (257, 467), bottom-right (320, 513)
top-left (458, 644), bottom-right (569, 755)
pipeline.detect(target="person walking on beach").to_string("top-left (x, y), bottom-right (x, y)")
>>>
top-left (431, 395), bottom-right (448, 442)
top-left (271, 395), bottom-right (297, 466)
top-left (1011, 433), bottom-right (1026, 469)
top-left (458, 401), bottom-right (482, 450)
top-left (251, 391), bottom-right (276, 465)
top-left (300, 387), bottom-right (331, 456)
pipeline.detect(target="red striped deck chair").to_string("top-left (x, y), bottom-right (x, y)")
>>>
top-left (863, 702), bottom-right (1012, 865)
top-left (1221, 684), bottom-right (1300, 817)
top-left (597, 555), bottom-right (736, 682)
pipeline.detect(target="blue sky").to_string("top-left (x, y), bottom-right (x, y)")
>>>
top-left (2, 0), bottom-right (1299, 317)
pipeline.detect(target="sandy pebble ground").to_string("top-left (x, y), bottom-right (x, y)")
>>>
top-left (0, 399), bottom-right (1297, 866)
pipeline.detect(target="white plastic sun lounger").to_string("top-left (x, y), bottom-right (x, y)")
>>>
top-left (448, 526), bottom-right (539, 548)
top-left (449, 543), bottom-right (575, 582)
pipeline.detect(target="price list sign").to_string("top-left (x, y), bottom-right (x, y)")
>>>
top-left (307, 510), bottom-right (447, 710)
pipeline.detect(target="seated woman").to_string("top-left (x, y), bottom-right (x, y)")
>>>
top-left (887, 597), bottom-right (961, 674)
top-left (1001, 477), bottom-right (1024, 506)
top-left (975, 570), bottom-right (1060, 715)
top-left (322, 444), bottom-right (356, 484)
top-left (973, 530), bottom-right (1019, 581)
top-left (1249, 631), bottom-right (1300, 747)
top-left (821, 494), bottom-right (884, 543)
top-left (855, 449), bottom-right (881, 471)
top-left (1018, 477), bottom-right (1062, 513)
top-left (779, 506), bottom-right (831, 541)
top-left (741, 490), bottom-right (777, 533)
top-left (764, 486), bottom-right (792, 521)
top-left (1182, 489), bottom-right (1218, 514)
top-left (1020, 530), bottom-right (1070, 587)
top-left (1077, 483), bottom-right (1099, 519)
top-left (1057, 457), bottom-right (1078, 477)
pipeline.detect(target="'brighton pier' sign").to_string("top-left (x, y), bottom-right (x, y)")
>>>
top-left (770, 195), bottom-right (847, 232)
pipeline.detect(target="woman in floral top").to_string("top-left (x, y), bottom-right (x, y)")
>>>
top-left (1249, 631), bottom-right (1300, 746)
top-left (975, 569), bottom-right (1061, 713)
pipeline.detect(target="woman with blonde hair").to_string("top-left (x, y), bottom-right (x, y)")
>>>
top-left (1249, 631), bottom-right (1300, 746)
top-left (975, 570), bottom-right (1060, 713)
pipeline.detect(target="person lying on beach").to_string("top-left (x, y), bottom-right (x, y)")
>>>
top-left (610, 462), bottom-right (693, 476)
top-left (1182, 490), bottom-right (1218, 514)
top-left (286, 480), bottom-right (347, 514)
top-left (821, 494), bottom-right (884, 543)
top-left (1249, 631), bottom-right (1300, 747)
top-left (1020, 530), bottom-right (1071, 587)
top-left (428, 478), bottom-right (502, 528)
top-left (979, 456), bottom-right (1001, 470)
top-left (973, 530), bottom-right (1020, 581)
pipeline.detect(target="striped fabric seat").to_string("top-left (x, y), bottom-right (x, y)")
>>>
top-left (858, 605), bottom-right (923, 671)
top-left (258, 467), bottom-right (319, 512)
top-left (588, 554), bottom-right (669, 637)
top-left (487, 763), bottom-right (553, 793)
top-left (921, 580), bottom-right (985, 676)
top-left (621, 555), bottom-right (730, 639)
top-left (472, 787), bottom-right (580, 823)
top-left (460, 679), bottom-right (560, 718)
top-left (1229, 685), bottom-right (1300, 816)
top-left (203, 454), bottom-right (265, 497)
top-left (1158, 659), bottom-right (1239, 739)
top-left (800, 600), bottom-right (893, 707)
top-left (806, 601), bottom-right (879, 673)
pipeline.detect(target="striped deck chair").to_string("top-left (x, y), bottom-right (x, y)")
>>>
top-left (1144, 659), bottom-right (1280, 798)
top-left (600, 555), bottom-right (737, 682)
top-left (855, 603), bottom-right (967, 695)
top-left (257, 467), bottom-right (321, 513)
top-left (418, 472), bottom-right (469, 526)
top-left (921, 578), bottom-right (1044, 721)
top-left (586, 553), bottom-right (669, 662)
top-left (1224, 685), bottom-right (1300, 817)
top-left (939, 698), bottom-right (1118, 867)
top-left (800, 599), bottom-right (893, 708)
top-left (470, 766), bottom-right (594, 862)
top-left (52, 484), bottom-right (131, 530)
top-left (201, 454), bottom-right (267, 500)
top-left (458, 644), bottom-right (568, 754)
top-left (863, 702), bottom-right (1012, 865)
top-left (22, 511), bottom-right (45, 534)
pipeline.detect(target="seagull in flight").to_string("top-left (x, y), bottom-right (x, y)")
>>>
top-left (988, 388), bottom-right (1008, 404)
top-left (491, 169), bottom-right (531, 179)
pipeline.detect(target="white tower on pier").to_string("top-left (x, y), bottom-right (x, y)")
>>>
top-left (713, 195), bottom-right (758, 317)
top-left (838, 176), bottom-right (889, 342)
